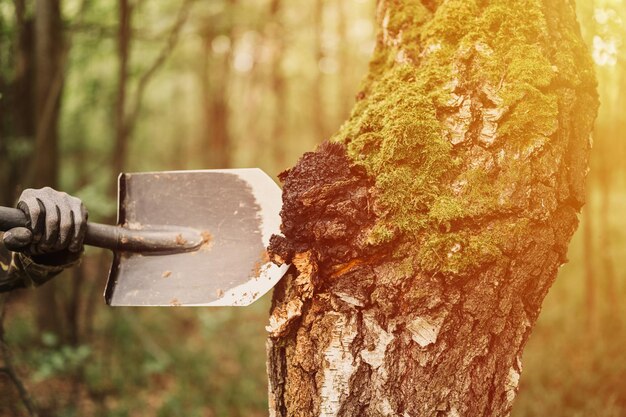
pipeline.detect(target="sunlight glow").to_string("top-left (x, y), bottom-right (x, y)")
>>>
top-left (211, 35), bottom-right (231, 55)
top-left (592, 35), bottom-right (618, 66)
top-left (319, 56), bottom-right (339, 74)
top-left (595, 6), bottom-right (623, 27)
top-left (234, 52), bottom-right (254, 72)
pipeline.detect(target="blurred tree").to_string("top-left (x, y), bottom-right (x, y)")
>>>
top-left (598, 117), bottom-right (619, 321)
top-left (335, 0), bottom-right (350, 123)
top-left (266, 1), bottom-right (598, 416)
top-left (112, 0), bottom-right (131, 194)
top-left (269, 0), bottom-right (287, 171)
top-left (0, 7), bottom-right (9, 205)
top-left (32, 0), bottom-right (64, 190)
top-left (112, 0), bottom-right (192, 186)
top-left (578, 0), bottom-right (597, 333)
top-left (582, 204), bottom-right (596, 331)
top-left (311, 0), bottom-right (328, 145)
top-left (581, 0), bottom-right (624, 325)
top-left (196, 0), bottom-right (236, 169)
top-left (0, 0), bottom-right (35, 206)
top-left (32, 0), bottom-right (66, 336)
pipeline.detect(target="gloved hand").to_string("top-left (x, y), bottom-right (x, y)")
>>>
top-left (2, 187), bottom-right (88, 265)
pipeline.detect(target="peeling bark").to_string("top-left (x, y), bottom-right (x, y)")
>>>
top-left (267, 1), bottom-right (598, 416)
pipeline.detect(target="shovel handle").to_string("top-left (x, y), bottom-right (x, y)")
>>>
top-left (0, 206), bottom-right (203, 255)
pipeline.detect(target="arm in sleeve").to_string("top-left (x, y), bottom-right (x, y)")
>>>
top-left (0, 239), bottom-right (79, 293)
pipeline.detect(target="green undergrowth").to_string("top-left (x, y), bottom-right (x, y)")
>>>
top-left (332, 0), bottom-right (596, 275)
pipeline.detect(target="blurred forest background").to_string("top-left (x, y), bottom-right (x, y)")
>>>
top-left (0, 0), bottom-right (624, 416)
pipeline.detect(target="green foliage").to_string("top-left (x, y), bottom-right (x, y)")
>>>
top-left (4, 137), bottom-right (34, 162)
top-left (30, 332), bottom-right (92, 381)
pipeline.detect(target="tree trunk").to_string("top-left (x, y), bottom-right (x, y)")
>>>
top-left (2, 0), bottom-right (36, 206)
top-left (112, 0), bottom-right (132, 193)
top-left (311, 0), bottom-right (328, 145)
top-left (335, 0), bottom-right (351, 124)
top-left (598, 147), bottom-right (618, 323)
top-left (0, 9), bottom-right (8, 205)
top-left (270, 0), bottom-right (287, 171)
top-left (199, 31), bottom-right (233, 169)
top-left (266, 1), bottom-right (598, 416)
top-left (113, 0), bottom-right (190, 178)
top-left (32, 0), bottom-right (64, 189)
top-left (582, 198), bottom-right (596, 332)
top-left (33, 0), bottom-right (65, 336)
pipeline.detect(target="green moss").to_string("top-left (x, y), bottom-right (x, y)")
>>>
top-left (505, 45), bottom-right (554, 88)
top-left (417, 231), bottom-right (502, 275)
top-left (499, 88), bottom-right (559, 144)
top-left (416, 219), bottom-right (535, 275)
top-left (428, 195), bottom-right (466, 225)
top-left (385, 1), bottom-right (431, 41)
top-left (337, 65), bottom-right (456, 230)
top-left (421, 1), bottom-right (480, 44)
top-left (332, 0), bottom-right (597, 275)
top-left (366, 222), bottom-right (396, 245)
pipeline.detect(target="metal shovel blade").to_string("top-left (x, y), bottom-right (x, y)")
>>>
top-left (104, 169), bottom-right (288, 306)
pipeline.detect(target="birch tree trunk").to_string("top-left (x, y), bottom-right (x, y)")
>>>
top-left (266, 1), bottom-right (598, 416)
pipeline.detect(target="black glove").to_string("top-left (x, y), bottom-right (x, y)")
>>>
top-left (2, 187), bottom-right (88, 265)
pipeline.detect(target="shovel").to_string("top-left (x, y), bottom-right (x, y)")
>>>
top-left (0, 169), bottom-right (289, 307)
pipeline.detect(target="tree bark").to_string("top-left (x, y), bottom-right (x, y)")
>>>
top-left (266, 1), bottom-right (598, 416)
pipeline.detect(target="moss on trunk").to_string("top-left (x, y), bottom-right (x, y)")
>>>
top-left (333, 0), bottom-right (597, 273)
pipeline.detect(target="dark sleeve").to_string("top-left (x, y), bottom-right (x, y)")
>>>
top-left (0, 236), bottom-right (77, 293)
top-left (0, 242), bottom-right (25, 292)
